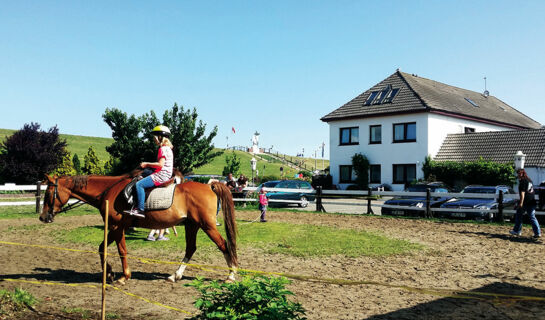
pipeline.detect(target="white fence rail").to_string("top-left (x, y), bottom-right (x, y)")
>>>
top-left (2, 183), bottom-right (544, 219)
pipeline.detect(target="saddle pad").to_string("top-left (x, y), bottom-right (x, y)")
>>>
top-left (144, 183), bottom-right (176, 210)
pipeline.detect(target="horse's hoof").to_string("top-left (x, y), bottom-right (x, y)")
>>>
top-left (115, 278), bottom-right (127, 285)
top-left (167, 275), bottom-right (177, 283)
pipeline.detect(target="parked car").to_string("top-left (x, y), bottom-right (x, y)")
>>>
top-left (381, 182), bottom-right (451, 217)
top-left (260, 180), bottom-right (315, 208)
top-left (439, 185), bottom-right (516, 221)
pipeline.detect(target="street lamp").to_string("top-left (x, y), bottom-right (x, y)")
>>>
top-left (514, 151), bottom-right (526, 170)
top-left (250, 157), bottom-right (257, 186)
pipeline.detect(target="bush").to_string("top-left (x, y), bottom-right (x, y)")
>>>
top-left (423, 157), bottom-right (515, 189)
top-left (352, 153), bottom-right (369, 190)
top-left (186, 275), bottom-right (307, 320)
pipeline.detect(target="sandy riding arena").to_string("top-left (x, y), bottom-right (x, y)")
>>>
top-left (1, 210), bottom-right (545, 319)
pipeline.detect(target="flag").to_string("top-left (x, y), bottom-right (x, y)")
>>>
top-left (232, 127), bottom-right (236, 134)
top-left (321, 142), bottom-right (325, 158)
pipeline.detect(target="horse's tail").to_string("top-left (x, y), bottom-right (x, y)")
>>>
top-left (210, 182), bottom-right (238, 266)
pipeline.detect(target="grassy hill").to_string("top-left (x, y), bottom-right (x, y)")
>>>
top-left (1, 128), bottom-right (329, 178)
top-left (0, 128), bottom-right (111, 162)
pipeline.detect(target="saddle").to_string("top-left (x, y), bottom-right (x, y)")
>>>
top-left (123, 177), bottom-right (177, 210)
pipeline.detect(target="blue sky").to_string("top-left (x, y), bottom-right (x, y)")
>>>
top-left (1, 1), bottom-right (544, 158)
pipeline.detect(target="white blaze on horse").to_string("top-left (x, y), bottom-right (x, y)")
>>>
top-left (40, 172), bottom-right (237, 284)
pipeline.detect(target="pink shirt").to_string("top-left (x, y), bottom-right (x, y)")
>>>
top-left (259, 194), bottom-right (268, 206)
top-left (151, 146), bottom-right (174, 186)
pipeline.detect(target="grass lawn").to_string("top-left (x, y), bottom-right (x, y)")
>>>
top-left (0, 204), bottom-right (422, 258)
top-left (0, 204), bottom-right (97, 220)
top-left (55, 222), bottom-right (422, 258)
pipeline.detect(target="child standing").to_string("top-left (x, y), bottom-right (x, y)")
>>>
top-left (259, 188), bottom-right (268, 222)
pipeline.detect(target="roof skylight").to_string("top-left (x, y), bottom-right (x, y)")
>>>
top-left (364, 85), bottom-right (399, 106)
top-left (465, 98), bottom-right (479, 107)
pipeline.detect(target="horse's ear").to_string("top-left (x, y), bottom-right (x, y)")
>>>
top-left (44, 174), bottom-right (54, 183)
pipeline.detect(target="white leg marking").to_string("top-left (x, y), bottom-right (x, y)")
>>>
top-left (168, 258), bottom-right (189, 282)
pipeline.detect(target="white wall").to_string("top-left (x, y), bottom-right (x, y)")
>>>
top-left (526, 167), bottom-right (545, 186)
top-left (427, 113), bottom-right (508, 157)
top-left (329, 113), bottom-right (429, 191)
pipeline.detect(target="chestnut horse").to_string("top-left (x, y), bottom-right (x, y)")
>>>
top-left (39, 173), bottom-right (237, 284)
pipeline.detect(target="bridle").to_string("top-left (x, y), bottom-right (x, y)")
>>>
top-left (44, 178), bottom-right (86, 221)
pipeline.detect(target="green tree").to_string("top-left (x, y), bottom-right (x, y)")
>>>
top-left (352, 153), bottom-right (370, 190)
top-left (54, 152), bottom-right (76, 176)
top-left (159, 103), bottom-right (222, 174)
top-left (72, 154), bottom-right (82, 175)
top-left (0, 123), bottom-right (67, 184)
top-left (82, 146), bottom-right (103, 175)
top-left (103, 103), bottom-right (222, 175)
top-left (222, 151), bottom-right (241, 176)
top-left (103, 157), bottom-right (117, 175)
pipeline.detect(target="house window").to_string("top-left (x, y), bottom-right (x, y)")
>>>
top-left (373, 85), bottom-right (391, 105)
top-left (382, 88), bottom-right (399, 103)
top-left (340, 127), bottom-right (359, 145)
top-left (464, 127), bottom-right (475, 133)
top-left (393, 122), bottom-right (416, 143)
top-left (393, 164), bottom-right (416, 184)
top-left (364, 91), bottom-right (379, 105)
top-left (465, 98), bottom-right (479, 107)
top-left (369, 125), bottom-right (382, 144)
top-left (369, 165), bottom-right (381, 183)
top-left (339, 165), bottom-right (354, 183)
top-left (364, 86), bottom-right (400, 105)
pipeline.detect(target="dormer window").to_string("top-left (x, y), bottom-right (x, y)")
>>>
top-left (465, 98), bottom-right (479, 107)
top-left (364, 91), bottom-right (379, 105)
top-left (373, 85), bottom-right (391, 105)
top-left (364, 85), bottom-right (399, 105)
top-left (382, 88), bottom-right (399, 103)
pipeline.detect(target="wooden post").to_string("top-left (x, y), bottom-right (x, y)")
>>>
top-left (425, 189), bottom-right (431, 218)
top-left (497, 190), bottom-right (504, 223)
top-left (101, 200), bottom-right (109, 320)
top-left (367, 188), bottom-right (373, 215)
top-left (315, 186), bottom-right (326, 212)
top-left (35, 181), bottom-right (41, 214)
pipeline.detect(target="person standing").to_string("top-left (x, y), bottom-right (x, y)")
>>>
top-left (259, 188), bottom-right (268, 222)
top-left (510, 169), bottom-right (541, 238)
top-left (125, 125), bottom-right (174, 218)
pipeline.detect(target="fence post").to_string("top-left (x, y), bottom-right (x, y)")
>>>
top-left (425, 189), bottom-right (431, 218)
top-left (315, 186), bottom-right (326, 212)
top-left (35, 181), bottom-right (41, 213)
top-left (497, 190), bottom-right (504, 223)
top-left (367, 188), bottom-right (373, 215)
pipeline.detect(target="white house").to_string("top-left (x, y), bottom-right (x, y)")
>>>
top-left (321, 70), bottom-right (541, 190)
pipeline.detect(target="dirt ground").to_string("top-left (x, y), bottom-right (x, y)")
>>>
top-left (1, 210), bottom-right (545, 319)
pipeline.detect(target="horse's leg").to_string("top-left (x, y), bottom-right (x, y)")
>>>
top-left (168, 221), bottom-right (199, 283)
top-left (201, 225), bottom-right (237, 282)
top-left (111, 228), bottom-right (131, 285)
top-left (99, 229), bottom-right (117, 283)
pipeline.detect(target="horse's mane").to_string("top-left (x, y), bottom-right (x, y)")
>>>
top-left (70, 175), bottom-right (89, 190)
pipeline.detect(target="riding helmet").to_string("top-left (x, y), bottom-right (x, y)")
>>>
top-left (151, 125), bottom-right (171, 137)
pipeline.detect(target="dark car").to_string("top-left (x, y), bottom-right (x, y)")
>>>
top-left (439, 185), bottom-right (516, 221)
top-left (262, 180), bottom-right (315, 208)
top-left (381, 182), bottom-right (451, 217)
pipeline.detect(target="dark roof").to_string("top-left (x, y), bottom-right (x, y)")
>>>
top-left (434, 129), bottom-right (545, 167)
top-left (321, 70), bottom-right (541, 129)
